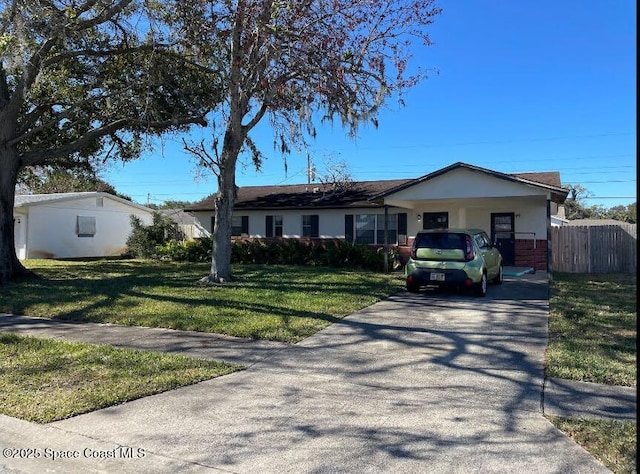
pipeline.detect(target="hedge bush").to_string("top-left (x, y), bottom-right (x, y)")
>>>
top-left (152, 238), bottom-right (399, 271)
top-left (125, 213), bottom-right (184, 259)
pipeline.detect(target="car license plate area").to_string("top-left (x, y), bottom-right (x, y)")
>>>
top-left (430, 272), bottom-right (445, 282)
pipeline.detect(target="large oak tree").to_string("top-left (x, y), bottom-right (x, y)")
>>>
top-left (0, 0), bottom-right (215, 284)
top-left (174, 0), bottom-right (442, 283)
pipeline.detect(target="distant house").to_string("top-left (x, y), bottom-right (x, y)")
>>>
top-left (551, 215), bottom-right (570, 227)
top-left (158, 209), bottom-right (211, 240)
top-left (550, 205), bottom-right (569, 227)
top-left (186, 162), bottom-right (569, 270)
top-left (13, 192), bottom-right (153, 260)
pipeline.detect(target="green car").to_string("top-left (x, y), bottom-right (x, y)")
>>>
top-left (405, 228), bottom-right (503, 297)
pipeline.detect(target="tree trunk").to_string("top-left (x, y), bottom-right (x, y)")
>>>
top-left (205, 127), bottom-right (243, 284)
top-left (0, 148), bottom-right (32, 285)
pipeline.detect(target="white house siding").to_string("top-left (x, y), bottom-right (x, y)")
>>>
top-left (20, 196), bottom-right (152, 259)
top-left (194, 208), bottom-right (406, 242)
top-left (408, 196), bottom-right (549, 239)
top-left (385, 167), bottom-right (552, 203)
top-left (194, 200), bottom-right (550, 244)
top-left (193, 211), bottom-right (215, 234)
top-left (248, 209), bottom-right (363, 239)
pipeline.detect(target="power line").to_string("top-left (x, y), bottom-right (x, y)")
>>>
top-left (314, 132), bottom-right (636, 153)
top-left (583, 196), bottom-right (636, 200)
top-left (578, 180), bottom-right (636, 184)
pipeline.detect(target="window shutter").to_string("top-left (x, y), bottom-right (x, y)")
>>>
top-left (397, 212), bottom-right (407, 245)
top-left (241, 216), bottom-right (249, 235)
top-left (210, 215), bottom-right (216, 233)
top-left (77, 216), bottom-right (96, 237)
top-left (311, 215), bottom-right (319, 238)
top-left (397, 213), bottom-right (407, 235)
top-left (265, 215), bottom-right (273, 237)
top-left (345, 214), bottom-right (354, 243)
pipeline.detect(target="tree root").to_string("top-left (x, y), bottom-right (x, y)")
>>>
top-left (197, 274), bottom-right (229, 286)
top-left (0, 264), bottom-right (41, 286)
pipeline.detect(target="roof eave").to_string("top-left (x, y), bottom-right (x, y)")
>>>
top-left (372, 162), bottom-right (569, 203)
top-left (14, 192), bottom-right (153, 213)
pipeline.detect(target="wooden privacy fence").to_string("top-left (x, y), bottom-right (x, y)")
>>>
top-left (551, 224), bottom-right (637, 273)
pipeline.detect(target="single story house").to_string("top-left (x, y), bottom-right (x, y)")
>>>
top-left (186, 162), bottom-right (569, 270)
top-left (13, 192), bottom-right (153, 260)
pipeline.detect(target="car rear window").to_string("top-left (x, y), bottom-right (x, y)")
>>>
top-left (414, 232), bottom-right (465, 250)
top-left (413, 233), bottom-right (468, 260)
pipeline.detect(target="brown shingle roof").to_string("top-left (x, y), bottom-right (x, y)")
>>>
top-left (511, 171), bottom-right (562, 188)
top-left (187, 179), bottom-right (412, 211)
top-left (186, 163), bottom-right (568, 211)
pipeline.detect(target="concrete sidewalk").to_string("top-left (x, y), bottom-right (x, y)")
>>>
top-left (0, 314), bottom-right (290, 367)
top-left (543, 377), bottom-right (636, 421)
top-left (0, 273), bottom-right (635, 473)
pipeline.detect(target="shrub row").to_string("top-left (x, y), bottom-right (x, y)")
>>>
top-left (154, 238), bottom-right (400, 272)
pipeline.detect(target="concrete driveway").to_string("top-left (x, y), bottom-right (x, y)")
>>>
top-left (1, 273), bottom-right (610, 473)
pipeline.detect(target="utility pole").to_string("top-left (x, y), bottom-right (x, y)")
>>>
top-left (307, 154), bottom-right (315, 184)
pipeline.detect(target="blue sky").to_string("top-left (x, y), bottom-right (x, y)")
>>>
top-left (104, 1), bottom-right (637, 209)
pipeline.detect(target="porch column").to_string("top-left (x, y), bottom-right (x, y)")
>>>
top-left (457, 207), bottom-right (467, 228)
top-left (383, 205), bottom-right (389, 273)
top-left (546, 198), bottom-right (552, 275)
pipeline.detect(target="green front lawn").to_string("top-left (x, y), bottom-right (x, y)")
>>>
top-left (547, 272), bottom-right (636, 386)
top-left (547, 272), bottom-right (637, 474)
top-left (1, 259), bottom-right (403, 343)
top-left (548, 416), bottom-right (636, 474)
top-left (0, 333), bottom-right (241, 423)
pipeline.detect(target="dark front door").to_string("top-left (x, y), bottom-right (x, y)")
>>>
top-left (491, 213), bottom-right (515, 265)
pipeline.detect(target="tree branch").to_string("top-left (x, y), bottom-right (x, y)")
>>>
top-left (20, 114), bottom-right (206, 167)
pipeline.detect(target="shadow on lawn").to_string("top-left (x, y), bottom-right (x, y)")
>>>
top-left (0, 261), bottom-right (400, 341)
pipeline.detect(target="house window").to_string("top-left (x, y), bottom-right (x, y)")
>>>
top-left (96, 197), bottom-right (104, 207)
top-left (232, 216), bottom-right (249, 236)
top-left (352, 214), bottom-right (400, 245)
top-left (77, 216), bottom-right (96, 237)
top-left (266, 215), bottom-right (283, 237)
top-left (274, 215), bottom-right (283, 237)
top-left (422, 212), bottom-right (448, 230)
top-left (355, 214), bottom-right (376, 244)
top-left (376, 214), bottom-right (397, 245)
top-left (302, 215), bottom-right (319, 238)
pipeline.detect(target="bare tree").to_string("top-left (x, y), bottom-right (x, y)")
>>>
top-left (315, 156), bottom-right (354, 198)
top-left (0, 0), bottom-right (215, 284)
top-left (173, 0), bottom-right (442, 283)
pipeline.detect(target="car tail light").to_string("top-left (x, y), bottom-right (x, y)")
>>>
top-left (464, 235), bottom-right (475, 261)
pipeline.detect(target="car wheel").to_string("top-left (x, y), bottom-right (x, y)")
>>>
top-left (474, 273), bottom-right (487, 297)
top-left (492, 264), bottom-right (503, 285)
